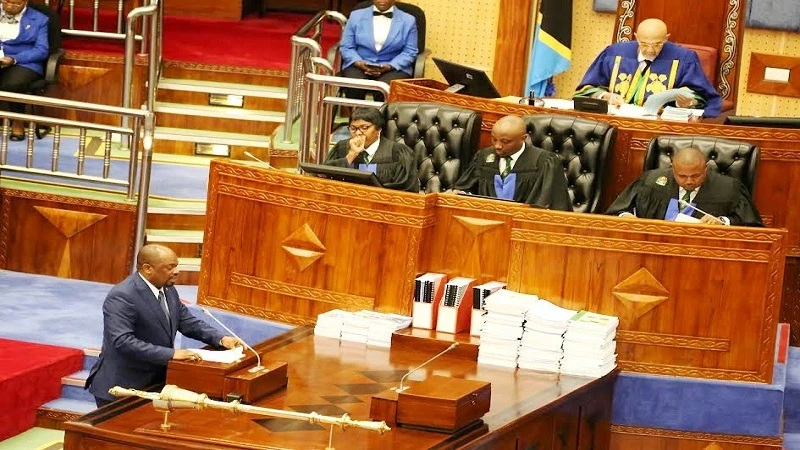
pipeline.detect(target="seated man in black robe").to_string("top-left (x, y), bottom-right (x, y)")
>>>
top-left (323, 107), bottom-right (419, 193)
top-left (606, 146), bottom-right (762, 226)
top-left (451, 115), bottom-right (572, 211)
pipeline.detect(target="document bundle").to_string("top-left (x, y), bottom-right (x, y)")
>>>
top-left (560, 311), bottom-right (619, 378)
top-left (315, 309), bottom-right (412, 347)
top-left (477, 289), bottom-right (538, 368)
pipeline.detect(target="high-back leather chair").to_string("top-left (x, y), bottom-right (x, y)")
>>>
top-left (522, 114), bottom-right (616, 213)
top-left (644, 135), bottom-right (760, 194)
top-left (381, 102), bottom-right (481, 193)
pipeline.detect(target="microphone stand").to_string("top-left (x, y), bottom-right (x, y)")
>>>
top-left (201, 307), bottom-right (266, 373)
top-left (393, 342), bottom-right (459, 393)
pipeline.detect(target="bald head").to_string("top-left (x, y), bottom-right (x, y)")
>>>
top-left (672, 146), bottom-right (708, 192)
top-left (137, 244), bottom-right (180, 288)
top-left (635, 18), bottom-right (669, 60)
top-left (491, 115), bottom-right (527, 157)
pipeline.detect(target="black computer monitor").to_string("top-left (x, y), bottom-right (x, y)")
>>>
top-left (300, 163), bottom-right (383, 188)
top-left (432, 57), bottom-right (502, 99)
top-left (723, 116), bottom-right (800, 129)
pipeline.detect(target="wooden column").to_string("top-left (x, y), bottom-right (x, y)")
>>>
top-left (493, 0), bottom-right (535, 96)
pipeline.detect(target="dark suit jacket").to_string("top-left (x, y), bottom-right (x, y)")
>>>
top-left (86, 273), bottom-right (225, 401)
top-left (340, 6), bottom-right (418, 75)
top-left (3, 7), bottom-right (49, 75)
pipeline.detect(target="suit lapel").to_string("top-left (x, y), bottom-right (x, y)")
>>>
top-left (364, 11), bottom-right (377, 53)
top-left (133, 275), bottom-right (172, 336)
top-left (381, 14), bottom-right (402, 54)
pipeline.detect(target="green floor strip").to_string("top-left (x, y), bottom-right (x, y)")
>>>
top-left (0, 428), bottom-right (63, 450)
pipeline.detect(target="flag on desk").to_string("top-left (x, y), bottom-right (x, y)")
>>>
top-left (525, 0), bottom-right (573, 97)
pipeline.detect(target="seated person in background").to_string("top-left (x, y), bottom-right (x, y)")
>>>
top-left (606, 146), bottom-right (762, 226)
top-left (323, 107), bottom-right (419, 192)
top-left (451, 115), bottom-right (572, 211)
top-left (574, 18), bottom-right (722, 118)
top-left (339, 0), bottom-right (418, 101)
top-left (0, 0), bottom-right (49, 140)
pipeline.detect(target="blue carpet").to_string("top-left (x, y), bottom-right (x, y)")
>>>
top-left (786, 347), bottom-right (800, 433)
top-left (786, 433), bottom-right (800, 449)
top-left (1, 136), bottom-right (209, 200)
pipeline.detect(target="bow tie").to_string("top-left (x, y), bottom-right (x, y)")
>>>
top-left (0, 14), bottom-right (18, 24)
top-left (373, 10), bottom-right (393, 18)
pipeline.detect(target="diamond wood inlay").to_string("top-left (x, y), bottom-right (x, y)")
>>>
top-left (34, 206), bottom-right (108, 277)
top-left (613, 268), bottom-right (670, 320)
top-left (281, 224), bottom-right (326, 272)
top-left (453, 215), bottom-right (504, 236)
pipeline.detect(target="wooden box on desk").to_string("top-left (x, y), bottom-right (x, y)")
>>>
top-left (167, 358), bottom-right (288, 403)
top-left (396, 375), bottom-right (491, 433)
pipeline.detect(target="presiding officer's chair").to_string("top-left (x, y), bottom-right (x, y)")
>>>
top-left (27, 1), bottom-right (65, 139)
top-left (330, 1), bottom-right (429, 78)
top-left (644, 135), bottom-right (760, 194)
top-left (380, 102), bottom-right (481, 193)
top-left (521, 114), bottom-right (616, 213)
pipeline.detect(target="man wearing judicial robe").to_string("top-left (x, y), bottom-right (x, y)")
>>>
top-left (606, 146), bottom-right (762, 226)
top-left (324, 107), bottom-right (419, 193)
top-left (574, 18), bottom-right (722, 118)
top-left (451, 115), bottom-right (572, 211)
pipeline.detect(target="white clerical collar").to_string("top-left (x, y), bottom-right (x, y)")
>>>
top-left (364, 137), bottom-right (380, 160)
top-left (138, 272), bottom-right (161, 300)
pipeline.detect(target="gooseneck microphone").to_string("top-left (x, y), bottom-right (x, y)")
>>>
top-left (678, 199), bottom-right (712, 218)
top-left (393, 342), bottom-right (460, 393)
top-left (201, 307), bottom-right (266, 373)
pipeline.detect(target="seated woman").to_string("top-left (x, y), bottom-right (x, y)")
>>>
top-left (0, 0), bottom-right (49, 140)
top-left (339, 0), bottom-right (418, 101)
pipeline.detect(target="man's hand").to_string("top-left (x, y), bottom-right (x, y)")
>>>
top-left (601, 92), bottom-right (624, 107)
top-left (675, 93), bottom-right (696, 108)
top-left (0, 57), bottom-right (14, 68)
top-left (173, 349), bottom-right (201, 361)
top-left (700, 215), bottom-right (724, 225)
top-left (346, 134), bottom-right (366, 164)
top-left (220, 336), bottom-right (244, 349)
top-left (618, 212), bottom-right (637, 218)
top-left (354, 61), bottom-right (371, 72)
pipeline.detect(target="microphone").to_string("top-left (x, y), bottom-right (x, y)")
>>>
top-left (678, 199), bottom-right (711, 217)
top-left (200, 307), bottom-right (265, 373)
top-left (244, 151), bottom-right (273, 169)
top-left (393, 342), bottom-right (459, 393)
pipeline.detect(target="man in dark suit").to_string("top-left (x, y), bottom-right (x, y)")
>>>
top-left (451, 115), bottom-right (572, 211)
top-left (339, 0), bottom-right (418, 100)
top-left (0, 0), bottom-right (50, 139)
top-left (86, 244), bottom-right (242, 407)
top-left (323, 107), bottom-right (419, 192)
top-left (606, 146), bottom-right (762, 226)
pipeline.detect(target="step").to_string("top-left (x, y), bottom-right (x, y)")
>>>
top-left (155, 127), bottom-right (272, 149)
top-left (41, 397), bottom-right (96, 415)
top-left (158, 78), bottom-right (288, 100)
top-left (146, 229), bottom-right (204, 244)
top-left (178, 257), bottom-right (201, 272)
top-left (82, 349), bottom-right (99, 371)
top-left (154, 102), bottom-right (285, 123)
top-left (62, 369), bottom-right (90, 387)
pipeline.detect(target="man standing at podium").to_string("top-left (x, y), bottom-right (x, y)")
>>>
top-left (574, 18), bottom-right (722, 117)
top-left (451, 115), bottom-right (572, 210)
top-left (606, 146), bottom-right (762, 226)
top-left (86, 244), bottom-right (243, 407)
top-left (324, 107), bottom-right (419, 192)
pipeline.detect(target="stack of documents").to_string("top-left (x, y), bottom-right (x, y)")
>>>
top-left (660, 106), bottom-right (697, 122)
top-left (517, 300), bottom-right (577, 372)
top-left (477, 290), bottom-right (538, 368)
top-left (366, 312), bottom-right (412, 348)
top-left (314, 309), bottom-right (354, 339)
top-left (561, 311), bottom-right (619, 378)
top-left (470, 281), bottom-right (507, 335)
top-left (192, 346), bottom-right (245, 364)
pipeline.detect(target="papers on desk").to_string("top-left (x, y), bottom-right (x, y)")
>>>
top-left (660, 106), bottom-right (704, 122)
top-left (315, 309), bottom-right (412, 348)
top-left (541, 98), bottom-right (575, 110)
top-left (561, 311), bottom-right (619, 378)
top-left (674, 212), bottom-right (702, 223)
top-left (477, 290), bottom-right (537, 368)
top-left (191, 346), bottom-right (245, 364)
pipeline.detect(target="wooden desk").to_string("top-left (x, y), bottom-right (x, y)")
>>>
top-left (63, 327), bottom-right (616, 450)
top-left (389, 78), bottom-right (800, 347)
top-left (197, 162), bottom-right (785, 383)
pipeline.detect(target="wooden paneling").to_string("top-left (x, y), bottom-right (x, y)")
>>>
top-left (782, 257), bottom-right (800, 347)
top-left (199, 162), bottom-right (785, 383)
top-left (0, 188), bottom-right (135, 283)
top-left (162, 0), bottom-right (244, 20)
top-left (747, 52), bottom-right (800, 98)
top-left (162, 61), bottom-right (289, 87)
top-left (155, 90), bottom-right (287, 112)
top-left (493, 0), bottom-right (534, 96)
top-left (62, 328), bottom-right (617, 450)
top-left (154, 112), bottom-right (281, 136)
top-left (611, 425), bottom-right (782, 449)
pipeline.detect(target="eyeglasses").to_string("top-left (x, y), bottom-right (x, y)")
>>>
top-left (348, 124), bottom-right (374, 133)
top-left (638, 40), bottom-right (666, 50)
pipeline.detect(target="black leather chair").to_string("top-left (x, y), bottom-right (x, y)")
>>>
top-left (330, 1), bottom-right (429, 77)
top-left (380, 102), bottom-right (481, 193)
top-left (643, 135), bottom-right (760, 194)
top-left (27, 1), bottom-right (65, 138)
top-left (521, 114), bottom-right (616, 213)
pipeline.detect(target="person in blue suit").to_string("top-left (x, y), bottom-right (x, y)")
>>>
top-left (0, 0), bottom-right (50, 139)
top-left (86, 244), bottom-right (243, 407)
top-left (339, 0), bottom-right (418, 101)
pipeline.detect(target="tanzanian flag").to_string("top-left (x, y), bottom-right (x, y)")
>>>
top-left (525, 0), bottom-right (573, 97)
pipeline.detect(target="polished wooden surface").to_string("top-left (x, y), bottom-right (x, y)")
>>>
top-left (163, 0), bottom-right (244, 20)
top-left (610, 425), bottom-right (782, 449)
top-left (199, 162), bottom-right (785, 382)
top-left (493, 0), bottom-right (535, 96)
top-left (63, 326), bottom-right (616, 450)
top-left (0, 188), bottom-right (135, 283)
top-left (747, 52), bottom-right (800, 98)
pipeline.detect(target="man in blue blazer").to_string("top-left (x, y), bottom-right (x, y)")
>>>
top-left (86, 244), bottom-right (242, 407)
top-left (0, 0), bottom-right (50, 139)
top-left (340, 0), bottom-right (418, 100)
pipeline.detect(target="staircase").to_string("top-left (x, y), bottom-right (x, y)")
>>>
top-left (36, 349), bottom-right (97, 428)
top-left (785, 347), bottom-right (800, 449)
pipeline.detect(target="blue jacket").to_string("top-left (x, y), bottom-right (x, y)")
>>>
top-left (2, 7), bottom-right (49, 76)
top-left (86, 273), bottom-right (225, 401)
top-left (340, 6), bottom-right (418, 75)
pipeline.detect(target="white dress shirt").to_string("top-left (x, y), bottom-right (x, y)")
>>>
top-left (363, 137), bottom-right (380, 163)
top-left (0, 6), bottom-right (24, 46)
top-left (138, 272), bottom-right (169, 316)
top-left (372, 6), bottom-right (394, 52)
top-left (499, 143), bottom-right (526, 174)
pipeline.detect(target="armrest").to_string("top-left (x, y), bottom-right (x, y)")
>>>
top-left (413, 48), bottom-right (431, 78)
top-left (44, 48), bottom-right (65, 83)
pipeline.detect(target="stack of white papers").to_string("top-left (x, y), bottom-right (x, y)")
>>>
top-left (192, 346), bottom-right (245, 364)
top-left (477, 290), bottom-right (538, 368)
top-left (315, 309), bottom-right (354, 339)
top-left (660, 106), bottom-right (703, 122)
top-left (561, 311), bottom-right (619, 378)
top-left (517, 300), bottom-right (577, 372)
top-left (366, 313), bottom-right (412, 348)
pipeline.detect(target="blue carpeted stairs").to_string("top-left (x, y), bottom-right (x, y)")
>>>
top-left (784, 347), bottom-right (800, 449)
